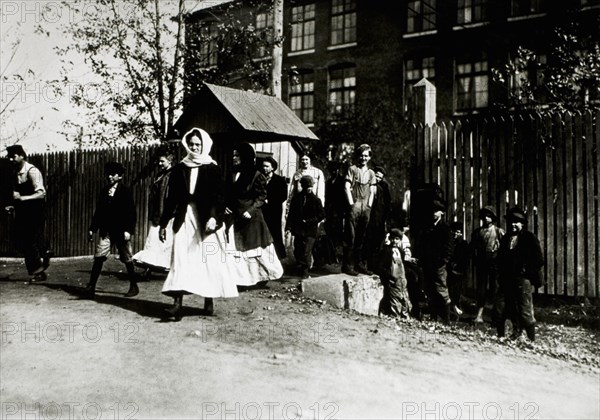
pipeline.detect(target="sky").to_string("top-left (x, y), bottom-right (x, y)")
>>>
top-left (0, 0), bottom-right (235, 154)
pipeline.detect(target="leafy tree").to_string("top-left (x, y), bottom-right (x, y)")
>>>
top-left (492, 20), bottom-right (600, 113)
top-left (45, 0), bottom-right (276, 146)
top-left (313, 88), bottom-right (413, 210)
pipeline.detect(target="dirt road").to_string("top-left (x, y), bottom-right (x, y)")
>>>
top-left (1, 259), bottom-right (598, 419)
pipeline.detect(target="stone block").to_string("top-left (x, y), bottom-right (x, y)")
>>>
top-left (301, 273), bottom-right (383, 316)
top-left (301, 275), bottom-right (345, 308)
top-left (345, 275), bottom-right (384, 316)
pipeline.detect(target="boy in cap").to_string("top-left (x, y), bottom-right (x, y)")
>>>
top-left (378, 228), bottom-right (412, 318)
top-left (85, 161), bottom-right (138, 299)
top-left (4, 145), bottom-right (51, 282)
top-left (286, 175), bottom-right (325, 278)
top-left (469, 205), bottom-right (504, 323)
top-left (496, 207), bottom-right (544, 341)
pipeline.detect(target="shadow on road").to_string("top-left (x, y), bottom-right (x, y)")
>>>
top-left (34, 282), bottom-right (208, 321)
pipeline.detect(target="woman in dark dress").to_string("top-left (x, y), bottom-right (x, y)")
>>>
top-left (224, 143), bottom-right (283, 286)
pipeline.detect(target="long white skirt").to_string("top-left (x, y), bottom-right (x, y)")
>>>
top-left (133, 221), bottom-right (174, 271)
top-left (226, 226), bottom-right (284, 286)
top-left (161, 204), bottom-right (239, 298)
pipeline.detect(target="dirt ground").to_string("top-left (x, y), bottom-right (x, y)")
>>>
top-left (1, 257), bottom-right (599, 420)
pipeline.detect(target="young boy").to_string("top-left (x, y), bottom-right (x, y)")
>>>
top-left (378, 228), bottom-right (412, 318)
top-left (84, 162), bottom-right (138, 299)
top-left (285, 175), bottom-right (325, 279)
top-left (470, 205), bottom-right (504, 323)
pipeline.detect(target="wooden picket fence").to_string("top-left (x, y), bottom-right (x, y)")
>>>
top-left (0, 145), bottom-right (163, 258)
top-left (413, 110), bottom-right (600, 298)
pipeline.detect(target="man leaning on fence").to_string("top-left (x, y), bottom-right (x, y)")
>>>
top-left (4, 145), bottom-right (52, 282)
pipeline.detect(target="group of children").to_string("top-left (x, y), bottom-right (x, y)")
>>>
top-left (377, 205), bottom-right (505, 324)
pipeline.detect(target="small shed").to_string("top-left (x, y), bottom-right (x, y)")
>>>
top-left (172, 82), bottom-right (319, 181)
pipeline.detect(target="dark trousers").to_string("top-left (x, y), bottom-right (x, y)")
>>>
top-left (342, 202), bottom-right (371, 268)
top-left (13, 209), bottom-right (47, 275)
top-left (447, 271), bottom-right (464, 308)
top-left (293, 235), bottom-right (316, 272)
top-left (423, 265), bottom-right (451, 319)
top-left (263, 211), bottom-right (286, 259)
top-left (475, 257), bottom-right (499, 307)
top-left (405, 261), bottom-right (427, 309)
top-left (496, 277), bottom-right (535, 335)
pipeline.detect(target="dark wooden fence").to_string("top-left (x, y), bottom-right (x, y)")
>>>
top-left (0, 145), bottom-right (163, 258)
top-left (413, 111), bottom-right (599, 298)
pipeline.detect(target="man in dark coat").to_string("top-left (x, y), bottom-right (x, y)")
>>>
top-left (496, 207), bottom-right (544, 341)
top-left (85, 161), bottom-right (138, 299)
top-left (261, 156), bottom-right (288, 259)
top-left (365, 166), bottom-right (392, 271)
top-left (286, 175), bottom-right (325, 278)
top-left (417, 199), bottom-right (454, 322)
top-left (4, 145), bottom-right (51, 282)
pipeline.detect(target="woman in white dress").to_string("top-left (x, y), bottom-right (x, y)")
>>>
top-left (158, 128), bottom-right (239, 321)
top-left (224, 143), bottom-right (284, 287)
top-left (132, 147), bottom-right (174, 278)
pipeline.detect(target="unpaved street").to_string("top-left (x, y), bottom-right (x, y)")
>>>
top-left (1, 259), bottom-right (598, 419)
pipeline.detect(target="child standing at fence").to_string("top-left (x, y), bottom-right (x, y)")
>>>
top-left (84, 161), bottom-right (138, 299)
top-left (470, 206), bottom-right (504, 324)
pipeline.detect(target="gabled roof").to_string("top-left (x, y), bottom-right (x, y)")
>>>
top-left (173, 83), bottom-right (319, 143)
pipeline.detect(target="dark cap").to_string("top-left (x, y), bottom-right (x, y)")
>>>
top-left (104, 161), bottom-right (125, 175)
top-left (505, 206), bottom-right (527, 223)
top-left (6, 145), bottom-right (26, 158)
top-left (373, 166), bottom-right (386, 175)
top-left (479, 205), bottom-right (498, 221)
top-left (300, 175), bottom-right (314, 188)
top-left (432, 199), bottom-right (446, 211)
top-left (389, 228), bottom-right (404, 240)
top-left (263, 156), bottom-right (278, 171)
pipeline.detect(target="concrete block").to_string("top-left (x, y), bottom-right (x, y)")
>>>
top-left (345, 275), bottom-right (384, 316)
top-left (301, 275), bottom-right (345, 308)
top-left (301, 273), bottom-right (384, 316)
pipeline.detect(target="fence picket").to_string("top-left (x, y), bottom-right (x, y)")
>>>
top-left (409, 111), bottom-right (599, 298)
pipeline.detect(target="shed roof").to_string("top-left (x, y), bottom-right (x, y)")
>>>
top-left (173, 83), bottom-right (319, 144)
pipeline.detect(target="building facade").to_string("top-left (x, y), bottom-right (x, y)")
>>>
top-left (188, 0), bottom-right (599, 126)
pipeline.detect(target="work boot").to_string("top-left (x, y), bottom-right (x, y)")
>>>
top-left (163, 295), bottom-right (183, 321)
top-left (525, 324), bottom-right (536, 341)
top-left (124, 262), bottom-right (139, 297)
top-left (342, 266), bottom-right (359, 276)
top-left (202, 298), bottom-right (214, 316)
top-left (497, 319), bottom-right (506, 338)
top-left (84, 257), bottom-right (104, 299)
top-left (356, 262), bottom-right (372, 275)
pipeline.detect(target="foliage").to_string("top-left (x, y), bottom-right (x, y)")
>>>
top-left (492, 20), bottom-right (600, 113)
top-left (312, 90), bottom-right (413, 206)
top-left (0, 24), bottom-right (41, 146)
top-left (44, 0), bottom-right (276, 146)
top-left (184, 0), bottom-right (282, 99)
